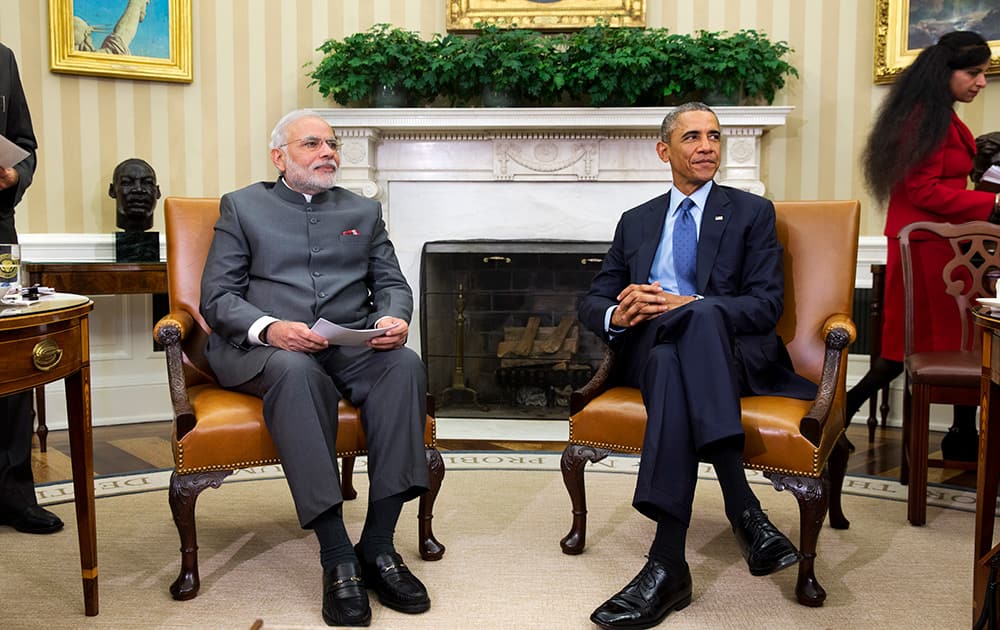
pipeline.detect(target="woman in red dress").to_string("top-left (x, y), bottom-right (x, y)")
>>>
top-left (846, 31), bottom-right (998, 460)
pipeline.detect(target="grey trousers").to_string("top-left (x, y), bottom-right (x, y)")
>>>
top-left (233, 345), bottom-right (429, 527)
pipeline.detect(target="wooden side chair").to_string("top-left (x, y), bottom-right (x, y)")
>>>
top-left (153, 196), bottom-right (445, 601)
top-left (560, 200), bottom-right (860, 607)
top-left (897, 221), bottom-right (996, 525)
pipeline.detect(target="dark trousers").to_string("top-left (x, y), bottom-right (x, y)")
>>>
top-left (0, 391), bottom-right (38, 512)
top-left (234, 345), bottom-right (429, 528)
top-left (619, 301), bottom-right (745, 526)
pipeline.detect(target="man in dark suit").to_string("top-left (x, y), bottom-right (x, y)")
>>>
top-left (200, 110), bottom-right (430, 627)
top-left (579, 102), bottom-right (816, 629)
top-left (0, 42), bottom-right (64, 535)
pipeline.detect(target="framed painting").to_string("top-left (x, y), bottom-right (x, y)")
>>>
top-left (873, 0), bottom-right (1000, 84)
top-left (48, 0), bottom-right (193, 83)
top-left (446, 0), bottom-right (646, 32)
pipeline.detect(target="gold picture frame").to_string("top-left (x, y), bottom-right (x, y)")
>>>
top-left (873, 0), bottom-right (1000, 84)
top-left (48, 0), bottom-right (193, 83)
top-left (446, 0), bottom-right (646, 32)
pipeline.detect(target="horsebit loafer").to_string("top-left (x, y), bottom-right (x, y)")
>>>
top-left (732, 505), bottom-right (802, 576)
top-left (0, 504), bottom-right (64, 534)
top-left (322, 561), bottom-right (371, 627)
top-left (590, 559), bottom-right (693, 629)
top-left (356, 546), bottom-right (430, 614)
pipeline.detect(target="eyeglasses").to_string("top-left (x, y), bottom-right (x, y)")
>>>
top-left (279, 136), bottom-right (342, 152)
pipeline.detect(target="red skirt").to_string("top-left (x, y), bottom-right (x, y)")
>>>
top-left (880, 236), bottom-right (972, 362)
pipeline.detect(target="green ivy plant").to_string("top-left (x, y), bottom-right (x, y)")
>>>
top-left (308, 24), bottom-right (433, 106)
top-left (308, 24), bottom-right (798, 108)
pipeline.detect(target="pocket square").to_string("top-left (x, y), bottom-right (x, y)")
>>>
top-left (341, 229), bottom-right (360, 236)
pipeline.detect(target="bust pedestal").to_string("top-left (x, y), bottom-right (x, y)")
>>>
top-left (115, 231), bottom-right (159, 262)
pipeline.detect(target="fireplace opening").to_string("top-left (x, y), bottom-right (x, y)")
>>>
top-left (420, 240), bottom-right (611, 419)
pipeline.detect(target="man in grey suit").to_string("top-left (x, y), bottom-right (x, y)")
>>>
top-left (200, 109), bottom-right (430, 627)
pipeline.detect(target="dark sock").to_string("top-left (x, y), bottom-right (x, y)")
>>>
top-left (357, 493), bottom-right (405, 559)
top-left (952, 405), bottom-right (977, 434)
top-left (845, 357), bottom-right (903, 423)
top-left (311, 504), bottom-right (355, 571)
top-left (703, 435), bottom-right (759, 524)
top-left (648, 512), bottom-right (688, 574)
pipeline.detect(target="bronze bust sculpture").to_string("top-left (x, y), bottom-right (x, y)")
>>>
top-left (110, 158), bottom-right (160, 261)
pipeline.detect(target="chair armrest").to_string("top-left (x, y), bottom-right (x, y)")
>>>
top-left (153, 310), bottom-right (197, 439)
top-left (569, 346), bottom-right (615, 415)
top-left (799, 314), bottom-right (856, 447)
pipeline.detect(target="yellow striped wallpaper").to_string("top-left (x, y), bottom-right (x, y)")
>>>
top-left (2, 0), bottom-right (998, 236)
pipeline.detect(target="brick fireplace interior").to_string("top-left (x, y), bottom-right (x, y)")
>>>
top-left (420, 240), bottom-right (612, 419)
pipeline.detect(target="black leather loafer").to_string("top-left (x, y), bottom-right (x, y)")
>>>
top-left (732, 505), bottom-right (802, 576)
top-left (590, 559), bottom-right (692, 629)
top-left (322, 562), bottom-right (371, 627)
top-left (0, 504), bottom-right (64, 534)
top-left (356, 546), bottom-right (430, 614)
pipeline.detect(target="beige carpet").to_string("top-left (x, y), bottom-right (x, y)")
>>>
top-left (1, 454), bottom-right (977, 629)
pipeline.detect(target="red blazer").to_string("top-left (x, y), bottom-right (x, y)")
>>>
top-left (883, 112), bottom-right (994, 238)
top-left (880, 112), bottom-right (996, 361)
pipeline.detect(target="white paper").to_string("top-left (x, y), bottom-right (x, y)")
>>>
top-left (983, 164), bottom-right (1000, 184)
top-left (310, 317), bottom-right (398, 345)
top-left (0, 134), bottom-right (29, 169)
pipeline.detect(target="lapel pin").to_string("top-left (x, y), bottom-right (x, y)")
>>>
top-left (714, 215), bottom-right (724, 221)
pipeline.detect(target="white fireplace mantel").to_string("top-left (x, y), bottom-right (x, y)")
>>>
top-left (321, 106), bottom-right (793, 199)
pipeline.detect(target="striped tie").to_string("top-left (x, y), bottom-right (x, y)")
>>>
top-left (672, 197), bottom-right (697, 295)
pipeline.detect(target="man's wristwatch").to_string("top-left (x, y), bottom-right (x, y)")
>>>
top-left (259, 322), bottom-right (275, 345)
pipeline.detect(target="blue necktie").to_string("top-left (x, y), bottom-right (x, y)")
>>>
top-left (672, 197), bottom-right (697, 295)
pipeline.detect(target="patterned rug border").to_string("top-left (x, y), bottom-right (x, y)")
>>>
top-left (35, 452), bottom-right (983, 515)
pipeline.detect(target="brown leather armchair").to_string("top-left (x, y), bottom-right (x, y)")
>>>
top-left (560, 200), bottom-right (860, 607)
top-left (897, 221), bottom-right (995, 525)
top-left (153, 196), bottom-right (445, 601)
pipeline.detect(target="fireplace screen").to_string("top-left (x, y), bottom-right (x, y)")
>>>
top-left (420, 240), bottom-right (611, 419)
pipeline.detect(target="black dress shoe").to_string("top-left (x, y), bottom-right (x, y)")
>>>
top-left (356, 545), bottom-right (430, 614)
top-left (322, 562), bottom-right (371, 627)
top-left (732, 505), bottom-right (802, 576)
top-left (590, 559), bottom-right (692, 630)
top-left (941, 427), bottom-right (978, 462)
top-left (0, 504), bottom-right (64, 534)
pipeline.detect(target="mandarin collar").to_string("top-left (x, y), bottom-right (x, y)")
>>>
top-left (273, 177), bottom-right (332, 205)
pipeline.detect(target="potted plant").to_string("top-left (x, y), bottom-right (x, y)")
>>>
top-left (453, 23), bottom-right (566, 107)
top-left (309, 24), bottom-right (433, 107)
top-left (692, 29), bottom-right (798, 105)
top-left (563, 24), bottom-right (678, 107)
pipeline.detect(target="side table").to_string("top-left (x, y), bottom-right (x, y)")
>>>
top-left (0, 294), bottom-right (98, 615)
top-left (972, 307), bottom-right (1000, 625)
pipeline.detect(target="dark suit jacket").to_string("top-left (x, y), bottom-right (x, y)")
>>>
top-left (579, 183), bottom-right (815, 399)
top-left (200, 180), bottom-right (413, 388)
top-left (0, 42), bottom-right (36, 241)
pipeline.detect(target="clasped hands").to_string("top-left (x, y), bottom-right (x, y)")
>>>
top-left (260, 317), bottom-right (409, 353)
top-left (610, 281), bottom-right (698, 329)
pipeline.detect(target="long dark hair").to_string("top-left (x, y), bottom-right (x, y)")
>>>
top-left (861, 31), bottom-right (991, 205)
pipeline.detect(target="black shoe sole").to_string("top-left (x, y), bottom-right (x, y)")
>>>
top-left (749, 550), bottom-right (802, 577)
top-left (321, 608), bottom-right (371, 627)
top-left (590, 593), bottom-right (692, 630)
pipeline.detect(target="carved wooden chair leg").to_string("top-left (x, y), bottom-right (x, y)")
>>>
top-left (168, 469), bottom-right (231, 601)
top-left (340, 455), bottom-right (358, 500)
top-left (900, 380), bottom-right (912, 485)
top-left (418, 447), bottom-right (446, 560)
top-left (827, 436), bottom-right (851, 530)
top-left (560, 443), bottom-right (611, 555)
top-left (767, 472), bottom-right (828, 607)
top-left (907, 384), bottom-right (931, 526)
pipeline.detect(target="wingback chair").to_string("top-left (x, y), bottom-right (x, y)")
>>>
top-left (560, 200), bottom-right (860, 608)
top-left (153, 196), bottom-right (445, 601)
top-left (897, 221), bottom-right (996, 525)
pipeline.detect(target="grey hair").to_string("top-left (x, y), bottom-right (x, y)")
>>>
top-left (660, 102), bottom-right (716, 141)
top-left (269, 109), bottom-right (326, 149)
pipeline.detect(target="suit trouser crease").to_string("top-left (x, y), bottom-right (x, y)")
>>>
top-left (627, 302), bottom-right (744, 526)
top-left (235, 346), bottom-right (428, 528)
